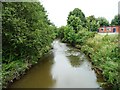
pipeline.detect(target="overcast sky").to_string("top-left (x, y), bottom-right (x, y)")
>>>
top-left (39, 0), bottom-right (119, 27)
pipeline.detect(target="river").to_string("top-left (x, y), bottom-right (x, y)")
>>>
top-left (9, 40), bottom-right (103, 88)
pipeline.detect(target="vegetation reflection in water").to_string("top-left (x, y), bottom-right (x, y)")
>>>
top-left (10, 40), bottom-right (101, 88)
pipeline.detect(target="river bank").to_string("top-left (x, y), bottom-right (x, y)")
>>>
top-left (80, 34), bottom-right (119, 89)
top-left (8, 40), bottom-right (103, 88)
top-left (2, 45), bottom-right (53, 88)
top-left (3, 34), bottom-right (119, 89)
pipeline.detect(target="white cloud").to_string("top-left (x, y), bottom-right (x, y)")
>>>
top-left (40, 0), bottom-right (119, 27)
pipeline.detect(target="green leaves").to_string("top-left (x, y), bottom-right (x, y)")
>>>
top-left (67, 8), bottom-right (86, 33)
top-left (97, 17), bottom-right (109, 27)
top-left (111, 14), bottom-right (120, 26)
top-left (2, 2), bottom-right (56, 87)
top-left (86, 15), bottom-right (100, 31)
top-left (81, 34), bottom-right (119, 88)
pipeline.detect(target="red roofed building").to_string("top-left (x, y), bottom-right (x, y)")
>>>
top-left (98, 26), bottom-right (120, 33)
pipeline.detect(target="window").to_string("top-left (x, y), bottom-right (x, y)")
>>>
top-left (113, 28), bottom-right (116, 32)
top-left (101, 28), bottom-right (104, 31)
top-left (106, 27), bottom-right (111, 31)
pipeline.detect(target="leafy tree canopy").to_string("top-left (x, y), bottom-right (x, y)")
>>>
top-left (2, 2), bottom-right (55, 63)
top-left (97, 17), bottom-right (109, 27)
top-left (111, 14), bottom-right (120, 26)
top-left (67, 8), bottom-right (86, 32)
top-left (86, 15), bottom-right (100, 31)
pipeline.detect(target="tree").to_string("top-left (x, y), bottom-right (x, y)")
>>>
top-left (58, 26), bottom-right (66, 39)
top-left (86, 15), bottom-right (100, 31)
top-left (67, 8), bottom-right (86, 33)
top-left (2, 2), bottom-right (55, 64)
top-left (97, 17), bottom-right (109, 27)
top-left (111, 15), bottom-right (120, 26)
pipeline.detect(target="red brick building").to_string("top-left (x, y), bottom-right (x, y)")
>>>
top-left (98, 26), bottom-right (120, 33)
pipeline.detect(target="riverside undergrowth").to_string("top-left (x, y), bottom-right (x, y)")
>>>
top-left (81, 34), bottom-right (119, 89)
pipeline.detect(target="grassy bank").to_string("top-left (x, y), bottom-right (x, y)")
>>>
top-left (81, 34), bottom-right (119, 89)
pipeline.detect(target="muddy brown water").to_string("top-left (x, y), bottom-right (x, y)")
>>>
top-left (9, 40), bottom-right (104, 88)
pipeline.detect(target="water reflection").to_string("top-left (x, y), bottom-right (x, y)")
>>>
top-left (51, 40), bottom-right (100, 88)
top-left (67, 55), bottom-right (81, 67)
top-left (9, 53), bottom-right (55, 88)
top-left (10, 40), bottom-right (101, 88)
top-left (66, 46), bottom-right (84, 67)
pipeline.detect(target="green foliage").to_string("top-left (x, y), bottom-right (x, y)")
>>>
top-left (86, 15), bottom-right (100, 31)
top-left (58, 25), bottom-right (95, 47)
top-left (2, 2), bottom-right (56, 87)
top-left (67, 8), bottom-right (86, 33)
top-left (62, 26), bottom-right (76, 45)
top-left (97, 17), bottom-right (109, 27)
top-left (81, 34), bottom-right (119, 89)
top-left (111, 14), bottom-right (120, 26)
top-left (2, 60), bottom-right (29, 87)
top-left (76, 28), bottom-right (95, 45)
top-left (57, 26), bottom-right (66, 39)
